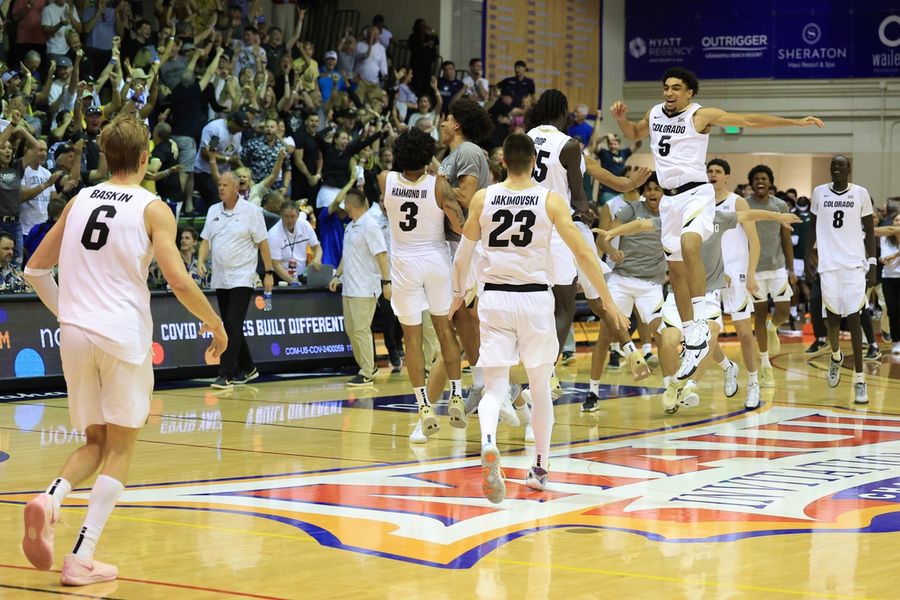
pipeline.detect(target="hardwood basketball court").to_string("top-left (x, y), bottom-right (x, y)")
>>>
top-left (1, 338), bottom-right (899, 599)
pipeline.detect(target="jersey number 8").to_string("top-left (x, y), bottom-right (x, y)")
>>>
top-left (832, 210), bottom-right (844, 229)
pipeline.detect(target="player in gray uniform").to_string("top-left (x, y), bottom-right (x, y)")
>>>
top-left (584, 174), bottom-right (666, 412)
top-left (746, 164), bottom-right (794, 388)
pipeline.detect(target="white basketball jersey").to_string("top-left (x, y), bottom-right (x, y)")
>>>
top-left (383, 171), bottom-right (446, 257)
top-left (811, 183), bottom-right (873, 273)
top-left (59, 183), bottom-right (158, 364)
top-left (648, 102), bottom-right (709, 189)
top-left (479, 183), bottom-right (553, 286)
top-left (717, 193), bottom-right (749, 280)
top-left (527, 125), bottom-right (584, 206)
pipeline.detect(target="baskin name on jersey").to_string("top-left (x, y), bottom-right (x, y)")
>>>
top-left (7, 406), bottom-right (900, 568)
top-left (89, 189), bottom-right (134, 202)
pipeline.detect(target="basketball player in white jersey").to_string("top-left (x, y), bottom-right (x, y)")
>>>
top-left (451, 133), bottom-right (629, 503)
top-left (611, 67), bottom-right (823, 382)
top-left (378, 129), bottom-right (467, 438)
top-left (807, 155), bottom-right (876, 404)
top-left (21, 115), bottom-right (227, 585)
top-left (707, 158), bottom-right (763, 409)
top-left (525, 89), bottom-right (650, 389)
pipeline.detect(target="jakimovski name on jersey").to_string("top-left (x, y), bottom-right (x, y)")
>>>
top-left (88, 189), bottom-right (136, 203)
top-left (491, 194), bottom-right (540, 206)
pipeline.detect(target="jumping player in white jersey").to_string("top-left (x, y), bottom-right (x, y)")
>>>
top-left (525, 89), bottom-right (650, 389)
top-left (21, 115), bottom-right (227, 585)
top-left (378, 129), bottom-right (467, 438)
top-left (807, 155), bottom-right (876, 404)
top-left (707, 159), bottom-right (763, 409)
top-left (451, 134), bottom-right (629, 503)
top-left (611, 67), bottom-right (823, 382)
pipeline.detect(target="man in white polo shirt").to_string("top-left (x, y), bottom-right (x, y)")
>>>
top-left (328, 188), bottom-right (391, 386)
top-left (199, 171), bottom-right (275, 389)
top-left (268, 200), bottom-right (321, 284)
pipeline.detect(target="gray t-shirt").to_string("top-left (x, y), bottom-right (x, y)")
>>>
top-left (614, 201), bottom-right (666, 284)
top-left (438, 140), bottom-right (490, 240)
top-left (746, 195), bottom-right (789, 271)
top-left (701, 211), bottom-right (739, 292)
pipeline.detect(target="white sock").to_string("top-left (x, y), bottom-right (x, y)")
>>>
top-left (526, 364), bottom-right (554, 471)
top-left (471, 366), bottom-right (484, 388)
top-left (449, 379), bottom-right (463, 398)
top-left (589, 379), bottom-right (601, 396)
top-left (478, 370), bottom-right (507, 447)
top-left (790, 306), bottom-right (798, 318)
top-left (642, 343), bottom-right (652, 355)
top-left (759, 351), bottom-right (771, 367)
top-left (623, 341), bottom-right (637, 355)
top-left (413, 386), bottom-right (429, 408)
top-left (663, 375), bottom-right (672, 388)
top-left (610, 342), bottom-right (621, 354)
top-left (855, 372), bottom-right (865, 384)
top-left (832, 350), bottom-right (843, 361)
top-left (73, 475), bottom-right (124, 562)
top-left (46, 477), bottom-right (71, 514)
top-left (718, 357), bottom-right (732, 371)
top-left (748, 371), bottom-right (758, 385)
top-left (691, 296), bottom-right (705, 319)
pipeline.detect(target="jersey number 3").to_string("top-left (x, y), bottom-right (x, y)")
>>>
top-left (399, 201), bottom-right (418, 232)
top-left (488, 209), bottom-right (535, 247)
top-left (81, 205), bottom-right (118, 251)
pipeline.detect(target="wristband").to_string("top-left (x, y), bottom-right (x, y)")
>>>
top-left (867, 257), bottom-right (877, 266)
top-left (381, 280), bottom-right (391, 285)
top-left (264, 270), bottom-right (275, 275)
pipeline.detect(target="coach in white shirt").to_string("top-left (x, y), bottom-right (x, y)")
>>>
top-left (199, 172), bottom-right (275, 389)
top-left (268, 201), bottom-right (322, 283)
top-left (328, 189), bottom-right (391, 385)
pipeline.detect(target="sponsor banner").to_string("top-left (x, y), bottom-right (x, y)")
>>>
top-left (626, 1), bottom-right (900, 80)
top-left (0, 289), bottom-right (352, 381)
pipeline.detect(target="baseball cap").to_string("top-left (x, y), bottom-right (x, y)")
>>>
top-left (514, 60), bottom-right (527, 69)
top-left (229, 110), bottom-right (251, 128)
top-left (1, 71), bottom-right (20, 83)
top-left (324, 50), bottom-right (338, 60)
top-left (130, 68), bottom-right (149, 80)
top-left (86, 106), bottom-right (103, 116)
top-left (56, 56), bottom-right (73, 68)
top-left (239, 103), bottom-right (260, 113)
top-left (54, 143), bottom-right (74, 160)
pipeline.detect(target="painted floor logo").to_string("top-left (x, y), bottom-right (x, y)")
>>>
top-left (5, 406), bottom-right (900, 568)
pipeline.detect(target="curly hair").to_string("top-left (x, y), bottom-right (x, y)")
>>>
top-left (748, 164), bottom-right (774, 187)
top-left (392, 128), bottom-right (436, 172)
top-left (447, 98), bottom-right (493, 143)
top-left (524, 89), bottom-right (568, 131)
top-left (662, 67), bottom-right (700, 95)
top-left (639, 171), bottom-right (659, 195)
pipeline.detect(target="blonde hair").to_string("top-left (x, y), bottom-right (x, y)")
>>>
top-left (99, 114), bottom-right (150, 175)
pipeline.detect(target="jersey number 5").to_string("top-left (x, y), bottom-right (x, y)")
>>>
top-left (81, 205), bottom-right (118, 251)
top-left (532, 150), bottom-right (551, 182)
top-left (488, 209), bottom-right (535, 247)
top-left (657, 135), bottom-right (671, 157)
top-left (399, 201), bottom-right (418, 231)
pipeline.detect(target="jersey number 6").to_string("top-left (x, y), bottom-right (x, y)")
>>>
top-left (81, 205), bottom-right (118, 251)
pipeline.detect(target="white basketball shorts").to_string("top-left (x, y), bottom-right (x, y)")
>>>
top-left (390, 248), bottom-right (453, 324)
top-left (607, 273), bottom-right (664, 324)
top-left (477, 288), bottom-right (558, 368)
top-left (659, 183), bottom-right (715, 262)
top-left (820, 267), bottom-right (867, 318)
top-left (659, 289), bottom-right (723, 334)
top-left (60, 324), bottom-right (153, 431)
top-left (752, 268), bottom-right (793, 303)
top-left (722, 282), bottom-right (754, 321)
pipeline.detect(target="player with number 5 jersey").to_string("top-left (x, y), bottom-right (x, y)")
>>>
top-left (611, 67), bottom-right (824, 383)
top-left (379, 129), bottom-right (468, 439)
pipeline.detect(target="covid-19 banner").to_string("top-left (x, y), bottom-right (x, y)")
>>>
top-left (0, 289), bottom-right (353, 382)
top-left (625, 1), bottom-right (900, 80)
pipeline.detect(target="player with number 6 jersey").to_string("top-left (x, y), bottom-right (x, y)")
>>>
top-left (21, 114), bottom-right (226, 586)
top-left (379, 129), bottom-right (467, 440)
